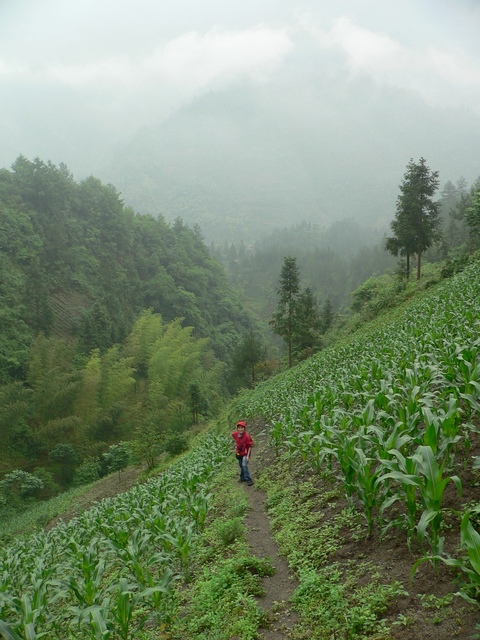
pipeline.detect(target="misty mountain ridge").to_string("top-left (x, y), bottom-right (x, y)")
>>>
top-left (104, 68), bottom-right (480, 244)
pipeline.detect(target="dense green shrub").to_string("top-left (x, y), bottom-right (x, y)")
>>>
top-left (32, 467), bottom-right (60, 499)
top-left (441, 254), bottom-right (470, 278)
top-left (163, 432), bottom-right (189, 456)
top-left (49, 443), bottom-right (80, 485)
top-left (101, 441), bottom-right (130, 475)
top-left (0, 469), bottom-right (44, 512)
top-left (217, 517), bottom-right (245, 546)
top-left (73, 457), bottom-right (102, 486)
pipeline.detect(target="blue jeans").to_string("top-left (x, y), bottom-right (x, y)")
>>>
top-left (236, 455), bottom-right (252, 482)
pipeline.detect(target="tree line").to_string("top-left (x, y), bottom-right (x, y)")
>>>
top-left (212, 219), bottom-right (397, 313)
top-left (0, 156), bottom-right (255, 383)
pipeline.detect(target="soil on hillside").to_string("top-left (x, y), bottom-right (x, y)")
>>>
top-left (45, 465), bottom-right (144, 531)
top-left (243, 442), bottom-right (300, 639)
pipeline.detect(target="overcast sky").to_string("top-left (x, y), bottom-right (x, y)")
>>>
top-left (1, 0), bottom-right (480, 184)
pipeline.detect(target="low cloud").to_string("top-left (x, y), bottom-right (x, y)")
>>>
top-left (26, 25), bottom-right (293, 93)
top-left (150, 26), bottom-right (293, 86)
top-left (0, 59), bottom-right (26, 76)
top-left (303, 15), bottom-right (480, 113)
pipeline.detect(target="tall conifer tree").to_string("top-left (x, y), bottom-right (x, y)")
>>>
top-left (386, 158), bottom-right (441, 280)
top-left (295, 287), bottom-right (321, 356)
top-left (465, 182), bottom-right (480, 252)
top-left (270, 256), bottom-right (300, 368)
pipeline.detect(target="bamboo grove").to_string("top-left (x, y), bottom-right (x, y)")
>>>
top-left (231, 259), bottom-right (480, 599)
top-left (0, 309), bottom-right (225, 503)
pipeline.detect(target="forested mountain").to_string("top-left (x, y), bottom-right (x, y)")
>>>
top-left (213, 172), bottom-right (477, 326)
top-left (0, 156), bottom-right (253, 383)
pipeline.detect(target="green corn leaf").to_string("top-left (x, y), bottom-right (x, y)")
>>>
top-left (448, 474), bottom-right (463, 499)
top-left (379, 492), bottom-right (402, 514)
top-left (423, 422), bottom-right (439, 452)
top-left (377, 471), bottom-right (422, 488)
top-left (461, 512), bottom-right (480, 576)
top-left (90, 608), bottom-right (111, 640)
top-left (460, 393), bottom-right (480, 413)
top-left (415, 445), bottom-right (437, 483)
top-left (0, 621), bottom-right (23, 640)
top-left (417, 508), bottom-right (438, 539)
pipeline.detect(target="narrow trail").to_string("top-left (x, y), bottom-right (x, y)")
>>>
top-left (241, 428), bottom-right (300, 639)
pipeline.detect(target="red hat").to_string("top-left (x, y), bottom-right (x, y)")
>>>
top-left (236, 420), bottom-right (246, 427)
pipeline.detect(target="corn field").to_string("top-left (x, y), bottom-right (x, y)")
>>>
top-left (0, 435), bottom-right (231, 639)
top-left (233, 261), bottom-right (480, 591)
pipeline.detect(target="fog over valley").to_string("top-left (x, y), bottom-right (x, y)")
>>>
top-left (2, 0), bottom-right (480, 242)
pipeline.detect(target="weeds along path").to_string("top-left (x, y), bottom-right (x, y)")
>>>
top-left (242, 426), bottom-right (299, 639)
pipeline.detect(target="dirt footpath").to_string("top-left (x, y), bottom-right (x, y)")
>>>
top-left (242, 427), bottom-right (300, 639)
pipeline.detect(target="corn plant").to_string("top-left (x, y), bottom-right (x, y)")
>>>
top-left (414, 445), bottom-right (462, 554)
top-left (310, 432), bottom-right (337, 480)
top-left (108, 577), bottom-right (174, 640)
top-left (413, 506), bottom-right (480, 603)
top-left (351, 448), bottom-right (384, 536)
top-left (378, 448), bottom-right (421, 546)
top-left (0, 434), bottom-right (230, 636)
top-left (373, 421), bottom-right (413, 461)
top-left (378, 445), bottom-right (462, 553)
top-left (420, 399), bottom-right (462, 467)
top-left (163, 523), bottom-right (195, 580)
top-left (109, 578), bottom-right (144, 640)
top-left (63, 539), bottom-right (107, 608)
top-left (76, 605), bottom-right (112, 640)
top-left (455, 507), bottom-right (480, 602)
top-left (0, 593), bottom-right (52, 640)
top-left (269, 418), bottom-right (291, 457)
top-left (187, 492), bottom-right (211, 530)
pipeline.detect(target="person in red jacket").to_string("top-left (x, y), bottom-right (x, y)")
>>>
top-left (232, 420), bottom-right (254, 486)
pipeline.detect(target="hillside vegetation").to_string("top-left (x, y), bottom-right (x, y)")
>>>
top-left (0, 156), bottom-right (253, 383)
top-left (2, 258), bottom-right (480, 638)
top-left (0, 156), bottom-right (257, 493)
top-left (226, 257), bottom-right (480, 636)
